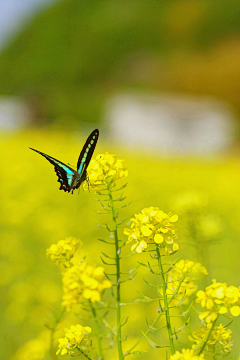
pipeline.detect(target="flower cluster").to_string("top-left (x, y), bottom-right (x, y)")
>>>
top-left (196, 279), bottom-right (240, 323)
top-left (170, 348), bottom-right (204, 360)
top-left (173, 192), bottom-right (208, 213)
top-left (174, 260), bottom-right (208, 277)
top-left (13, 331), bottom-right (49, 360)
top-left (123, 207), bottom-right (179, 254)
top-left (56, 324), bottom-right (91, 356)
top-left (62, 261), bottom-right (112, 311)
top-left (166, 260), bottom-right (208, 302)
top-left (189, 324), bottom-right (233, 354)
top-left (46, 237), bottom-right (81, 264)
top-left (173, 192), bottom-right (222, 243)
top-left (83, 152), bottom-right (128, 189)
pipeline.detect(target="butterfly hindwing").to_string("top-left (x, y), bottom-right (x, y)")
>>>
top-left (29, 148), bottom-right (76, 193)
top-left (54, 165), bottom-right (73, 193)
top-left (77, 129), bottom-right (99, 175)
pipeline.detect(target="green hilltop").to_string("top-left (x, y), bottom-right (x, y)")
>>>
top-left (0, 0), bottom-right (240, 124)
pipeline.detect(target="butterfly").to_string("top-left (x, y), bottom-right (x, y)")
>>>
top-left (30, 129), bottom-right (99, 194)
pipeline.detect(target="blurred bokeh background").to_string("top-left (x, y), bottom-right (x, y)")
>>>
top-left (1, 0), bottom-right (240, 359)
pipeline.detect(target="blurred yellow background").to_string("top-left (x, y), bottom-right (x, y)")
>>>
top-left (0, 0), bottom-right (240, 359)
top-left (1, 131), bottom-right (240, 359)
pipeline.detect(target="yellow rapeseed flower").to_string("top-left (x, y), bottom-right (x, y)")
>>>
top-left (46, 237), bottom-right (82, 264)
top-left (56, 324), bottom-right (91, 356)
top-left (62, 261), bottom-right (112, 311)
top-left (123, 207), bottom-right (179, 253)
top-left (196, 279), bottom-right (240, 322)
top-left (83, 152), bottom-right (128, 190)
top-left (170, 348), bottom-right (204, 360)
top-left (165, 260), bottom-right (208, 304)
top-left (189, 324), bottom-right (233, 354)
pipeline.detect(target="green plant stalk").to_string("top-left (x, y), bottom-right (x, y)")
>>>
top-left (197, 317), bottom-right (218, 356)
top-left (50, 327), bottom-right (57, 360)
top-left (106, 181), bottom-right (124, 360)
top-left (49, 306), bottom-right (65, 360)
top-left (95, 307), bottom-right (117, 336)
top-left (198, 241), bottom-right (209, 287)
top-left (156, 246), bottom-right (175, 355)
top-left (89, 301), bottom-right (103, 360)
top-left (212, 344), bottom-right (216, 360)
top-left (78, 348), bottom-right (92, 360)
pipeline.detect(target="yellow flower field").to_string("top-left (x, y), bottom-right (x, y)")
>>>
top-left (1, 129), bottom-right (240, 359)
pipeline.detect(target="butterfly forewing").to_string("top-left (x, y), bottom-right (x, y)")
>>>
top-left (77, 129), bottom-right (99, 175)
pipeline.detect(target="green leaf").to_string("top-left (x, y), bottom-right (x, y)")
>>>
top-left (177, 317), bottom-right (190, 333)
top-left (141, 331), bottom-right (158, 348)
top-left (145, 317), bottom-right (156, 332)
top-left (141, 331), bottom-right (169, 349)
top-left (137, 291), bottom-right (152, 300)
top-left (130, 350), bottom-right (148, 356)
top-left (177, 290), bottom-right (187, 306)
top-left (97, 238), bottom-right (115, 245)
top-left (181, 301), bottom-right (193, 317)
top-left (121, 316), bottom-right (129, 327)
top-left (101, 252), bottom-right (115, 259)
top-left (143, 278), bottom-right (160, 287)
top-left (134, 298), bottom-right (152, 304)
top-left (137, 261), bottom-right (148, 267)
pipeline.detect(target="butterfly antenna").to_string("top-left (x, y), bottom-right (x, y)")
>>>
top-left (68, 163), bottom-right (76, 169)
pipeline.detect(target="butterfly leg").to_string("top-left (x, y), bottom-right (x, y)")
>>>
top-left (86, 173), bottom-right (93, 192)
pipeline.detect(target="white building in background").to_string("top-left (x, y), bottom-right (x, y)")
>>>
top-left (0, 96), bottom-right (31, 130)
top-left (105, 93), bottom-right (237, 155)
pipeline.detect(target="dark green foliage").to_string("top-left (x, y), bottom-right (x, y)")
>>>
top-left (0, 0), bottom-right (240, 124)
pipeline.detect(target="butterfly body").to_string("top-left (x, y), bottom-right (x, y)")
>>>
top-left (30, 129), bottom-right (99, 194)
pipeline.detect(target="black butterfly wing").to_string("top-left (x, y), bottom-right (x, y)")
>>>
top-left (29, 148), bottom-right (77, 193)
top-left (54, 166), bottom-right (73, 193)
top-left (77, 129), bottom-right (99, 176)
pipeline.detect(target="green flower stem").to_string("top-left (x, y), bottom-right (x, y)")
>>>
top-left (50, 327), bottom-right (57, 360)
top-left (197, 317), bottom-right (218, 356)
top-left (198, 242), bottom-right (209, 287)
top-left (124, 312), bottom-right (163, 355)
top-left (212, 344), bottom-right (216, 360)
top-left (79, 349), bottom-right (92, 360)
top-left (95, 307), bottom-right (117, 336)
top-left (156, 246), bottom-right (175, 355)
top-left (89, 301), bottom-right (103, 360)
top-left (106, 181), bottom-right (124, 360)
top-left (50, 306), bottom-right (65, 360)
